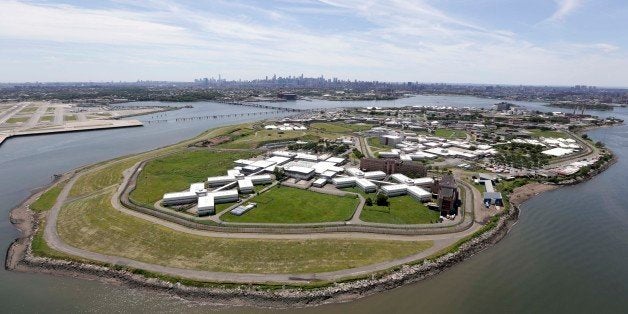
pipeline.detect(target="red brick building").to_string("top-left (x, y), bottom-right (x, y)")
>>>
top-left (359, 158), bottom-right (427, 177)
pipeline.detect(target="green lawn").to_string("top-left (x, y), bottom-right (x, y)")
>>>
top-left (57, 191), bottom-right (432, 274)
top-left (129, 150), bottom-right (256, 207)
top-left (39, 115), bottom-right (54, 122)
top-left (19, 106), bottom-right (38, 114)
top-left (218, 129), bottom-right (315, 149)
top-left (30, 182), bottom-right (66, 213)
top-left (360, 195), bottom-right (440, 224)
top-left (221, 186), bottom-right (359, 223)
top-left (434, 128), bottom-right (467, 139)
top-left (367, 137), bottom-right (390, 149)
top-left (529, 129), bottom-right (568, 139)
top-left (310, 122), bottom-right (372, 134)
top-left (6, 117), bottom-right (28, 123)
top-left (64, 115), bottom-right (77, 121)
top-left (70, 156), bottom-right (143, 197)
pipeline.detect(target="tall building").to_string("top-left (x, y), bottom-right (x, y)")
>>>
top-left (359, 158), bottom-right (426, 177)
top-left (435, 174), bottom-right (459, 215)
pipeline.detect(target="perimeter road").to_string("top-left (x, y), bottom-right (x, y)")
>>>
top-left (43, 160), bottom-right (483, 285)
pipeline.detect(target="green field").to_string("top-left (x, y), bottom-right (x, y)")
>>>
top-left (6, 117), bottom-right (29, 123)
top-left (434, 128), bottom-right (467, 139)
top-left (57, 191), bottom-right (431, 274)
top-left (129, 150), bottom-right (256, 207)
top-left (221, 186), bottom-right (358, 223)
top-left (19, 106), bottom-right (38, 114)
top-left (218, 129), bottom-right (315, 149)
top-left (310, 122), bottom-right (372, 134)
top-left (360, 195), bottom-right (440, 224)
top-left (69, 156), bottom-right (143, 197)
top-left (30, 182), bottom-right (66, 213)
top-left (64, 115), bottom-right (77, 121)
top-left (40, 115), bottom-right (54, 122)
top-left (367, 137), bottom-right (389, 149)
top-left (529, 129), bottom-right (569, 139)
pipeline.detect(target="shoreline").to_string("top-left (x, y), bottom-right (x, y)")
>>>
top-left (4, 130), bottom-right (618, 309)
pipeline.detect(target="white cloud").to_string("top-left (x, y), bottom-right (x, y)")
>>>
top-left (0, 0), bottom-right (625, 86)
top-left (548, 0), bottom-right (584, 22)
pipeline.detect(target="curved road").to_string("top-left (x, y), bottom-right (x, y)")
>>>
top-left (43, 159), bottom-right (483, 284)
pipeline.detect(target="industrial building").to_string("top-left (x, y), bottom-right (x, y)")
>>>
top-left (356, 178), bottom-right (377, 193)
top-left (284, 166), bottom-right (316, 180)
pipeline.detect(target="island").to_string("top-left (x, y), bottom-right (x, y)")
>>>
top-left (6, 103), bottom-right (621, 308)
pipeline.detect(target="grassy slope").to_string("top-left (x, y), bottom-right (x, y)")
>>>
top-left (367, 137), bottom-right (389, 150)
top-left (30, 182), bottom-right (66, 213)
top-left (129, 150), bottom-right (256, 206)
top-left (529, 129), bottom-right (568, 138)
top-left (6, 117), bottom-right (29, 123)
top-left (310, 122), bottom-right (372, 133)
top-left (360, 195), bottom-right (440, 224)
top-left (222, 186), bottom-right (358, 223)
top-left (434, 128), bottom-right (467, 139)
top-left (57, 191), bottom-right (432, 274)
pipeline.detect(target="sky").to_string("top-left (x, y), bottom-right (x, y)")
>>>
top-left (0, 0), bottom-right (627, 86)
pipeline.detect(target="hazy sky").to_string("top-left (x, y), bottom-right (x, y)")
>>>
top-left (1, 0), bottom-right (627, 86)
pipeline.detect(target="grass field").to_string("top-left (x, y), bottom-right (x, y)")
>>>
top-left (57, 191), bottom-right (432, 273)
top-left (360, 195), bottom-right (440, 224)
top-left (64, 115), bottom-right (77, 121)
top-left (367, 137), bottom-right (390, 149)
top-left (221, 186), bottom-right (358, 223)
top-left (6, 117), bottom-right (29, 123)
top-left (310, 122), bottom-right (372, 134)
top-left (434, 128), bottom-right (467, 139)
top-left (218, 129), bottom-right (316, 149)
top-left (30, 182), bottom-right (66, 213)
top-left (529, 129), bottom-right (568, 139)
top-left (19, 106), bottom-right (38, 114)
top-left (129, 150), bottom-right (256, 207)
top-left (39, 115), bottom-right (53, 122)
top-left (69, 156), bottom-right (143, 198)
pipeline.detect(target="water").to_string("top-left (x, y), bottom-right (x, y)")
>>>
top-left (1, 96), bottom-right (627, 313)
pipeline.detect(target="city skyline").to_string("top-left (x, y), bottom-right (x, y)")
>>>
top-left (1, 0), bottom-right (627, 86)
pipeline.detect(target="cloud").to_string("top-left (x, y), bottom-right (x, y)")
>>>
top-left (548, 0), bottom-right (584, 22)
top-left (0, 0), bottom-right (625, 86)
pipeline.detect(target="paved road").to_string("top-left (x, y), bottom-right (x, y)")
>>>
top-left (43, 159), bottom-right (483, 284)
top-left (22, 105), bottom-right (48, 129)
top-left (0, 104), bottom-right (26, 125)
top-left (53, 106), bottom-right (64, 125)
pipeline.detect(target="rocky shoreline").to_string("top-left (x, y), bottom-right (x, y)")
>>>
top-left (4, 150), bottom-right (617, 309)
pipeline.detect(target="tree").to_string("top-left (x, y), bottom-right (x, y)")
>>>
top-left (365, 197), bottom-right (373, 206)
top-left (273, 167), bottom-right (285, 181)
top-left (376, 193), bottom-right (389, 206)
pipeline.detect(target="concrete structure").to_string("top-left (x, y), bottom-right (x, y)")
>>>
top-left (332, 176), bottom-right (356, 188)
top-left (407, 186), bottom-right (432, 202)
top-left (248, 174), bottom-right (272, 185)
top-left (197, 194), bottom-right (215, 216)
top-left (284, 166), bottom-right (315, 180)
top-left (207, 175), bottom-right (237, 187)
top-left (230, 203), bottom-right (257, 216)
top-left (363, 171), bottom-right (386, 180)
top-left (189, 182), bottom-right (207, 195)
top-left (312, 178), bottom-right (327, 188)
top-left (381, 184), bottom-right (408, 197)
top-left (237, 179), bottom-right (254, 194)
top-left (360, 158), bottom-right (427, 177)
top-left (356, 178), bottom-right (377, 193)
top-left (162, 191), bottom-right (198, 205)
top-left (436, 175), bottom-right (459, 215)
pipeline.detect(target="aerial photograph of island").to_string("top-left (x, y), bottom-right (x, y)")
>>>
top-left (1, 1), bottom-right (627, 313)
